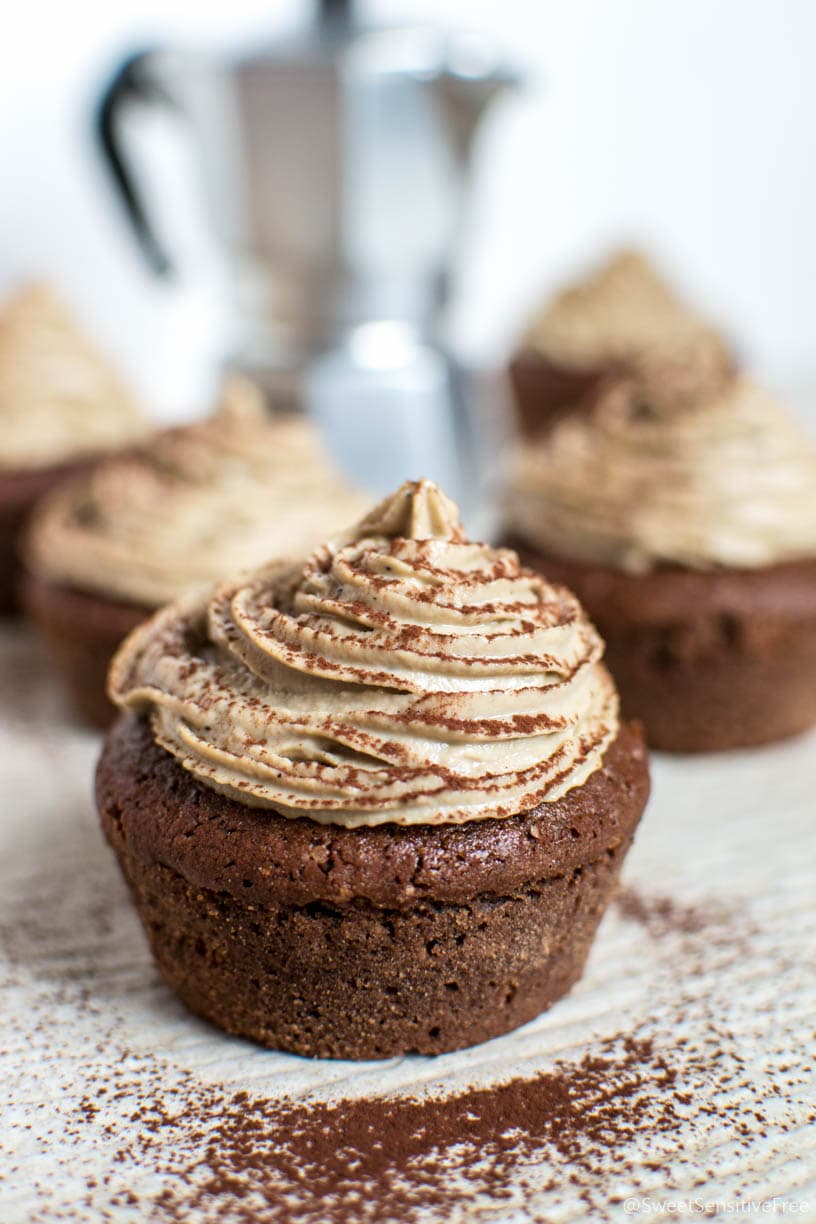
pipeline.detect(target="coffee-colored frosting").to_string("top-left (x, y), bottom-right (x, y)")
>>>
top-left (0, 284), bottom-right (144, 471)
top-left (507, 374), bottom-right (816, 573)
top-left (523, 250), bottom-right (732, 402)
top-left (109, 480), bottom-right (619, 828)
top-left (26, 378), bottom-right (369, 608)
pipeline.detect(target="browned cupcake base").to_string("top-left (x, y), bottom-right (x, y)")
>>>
top-left (22, 573), bottom-right (149, 728)
top-left (97, 717), bottom-right (649, 1059)
top-left (511, 539), bottom-right (816, 752)
top-left (0, 461), bottom-right (94, 615)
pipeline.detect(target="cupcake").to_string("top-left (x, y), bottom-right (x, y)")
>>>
top-left (0, 284), bottom-right (145, 612)
top-left (505, 371), bottom-right (816, 752)
top-left (23, 377), bottom-right (367, 728)
top-left (509, 249), bottom-right (735, 439)
top-left (97, 478), bottom-right (649, 1059)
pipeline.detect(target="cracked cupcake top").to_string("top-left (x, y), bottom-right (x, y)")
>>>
top-left (109, 479), bottom-right (619, 828)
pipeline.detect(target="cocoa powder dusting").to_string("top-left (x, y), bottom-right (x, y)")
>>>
top-left (72, 1034), bottom-right (683, 1223)
top-left (613, 885), bottom-right (730, 939)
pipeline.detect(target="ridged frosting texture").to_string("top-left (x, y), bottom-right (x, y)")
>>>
top-left (26, 378), bottom-right (369, 608)
top-left (110, 480), bottom-right (619, 828)
top-left (522, 250), bottom-right (732, 402)
top-left (0, 284), bottom-right (144, 471)
top-left (507, 374), bottom-right (816, 573)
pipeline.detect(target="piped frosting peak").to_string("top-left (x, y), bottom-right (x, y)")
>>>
top-left (0, 283), bottom-right (144, 471)
top-left (522, 249), bottom-right (733, 401)
top-left (343, 478), bottom-right (466, 546)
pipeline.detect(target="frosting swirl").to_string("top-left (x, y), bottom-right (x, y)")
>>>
top-left (523, 250), bottom-right (732, 401)
top-left (507, 374), bottom-right (816, 573)
top-left (0, 284), bottom-right (144, 471)
top-left (25, 378), bottom-right (369, 608)
top-left (110, 480), bottom-right (619, 828)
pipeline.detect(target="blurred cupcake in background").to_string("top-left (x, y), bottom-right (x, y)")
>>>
top-left (0, 284), bottom-right (147, 612)
top-left (508, 249), bottom-right (735, 439)
top-left (22, 377), bottom-right (368, 727)
top-left (504, 365), bottom-right (816, 752)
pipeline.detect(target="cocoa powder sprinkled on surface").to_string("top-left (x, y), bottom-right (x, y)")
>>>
top-left (66, 1034), bottom-right (686, 1223)
top-left (613, 885), bottom-right (734, 939)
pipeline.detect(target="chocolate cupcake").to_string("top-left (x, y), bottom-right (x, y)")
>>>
top-left (0, 284), bottom-right (145, 612)
top-left (23, 378), bottom-right (367, 728)
top-left (509, 249), bottom-right (734, 438)
top-left (98, 479), bottom-right (649, 1059)
top-left (505, 372), bottom-right (816, 752)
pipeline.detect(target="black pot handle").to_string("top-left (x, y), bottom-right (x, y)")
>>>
top-left (96, 50), bottom-right (177, 276)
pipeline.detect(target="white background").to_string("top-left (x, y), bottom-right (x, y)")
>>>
top-left (2, 0), bottom-right (815, 417)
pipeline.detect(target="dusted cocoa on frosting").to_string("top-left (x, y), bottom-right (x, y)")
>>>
top-left (25, 378), bottom-right (369, 608)
top-left (507, 374), bottom-right (816, 574)
top-left (522, 250), bottom-right (732, 402)
top-left (109, 480), bottom-right (619, 828)
top-left (0, 284), bottom-right (144, 471)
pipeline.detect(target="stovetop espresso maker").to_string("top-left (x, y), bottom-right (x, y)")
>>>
top-left (97, 0), bottom-right (518, 514)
